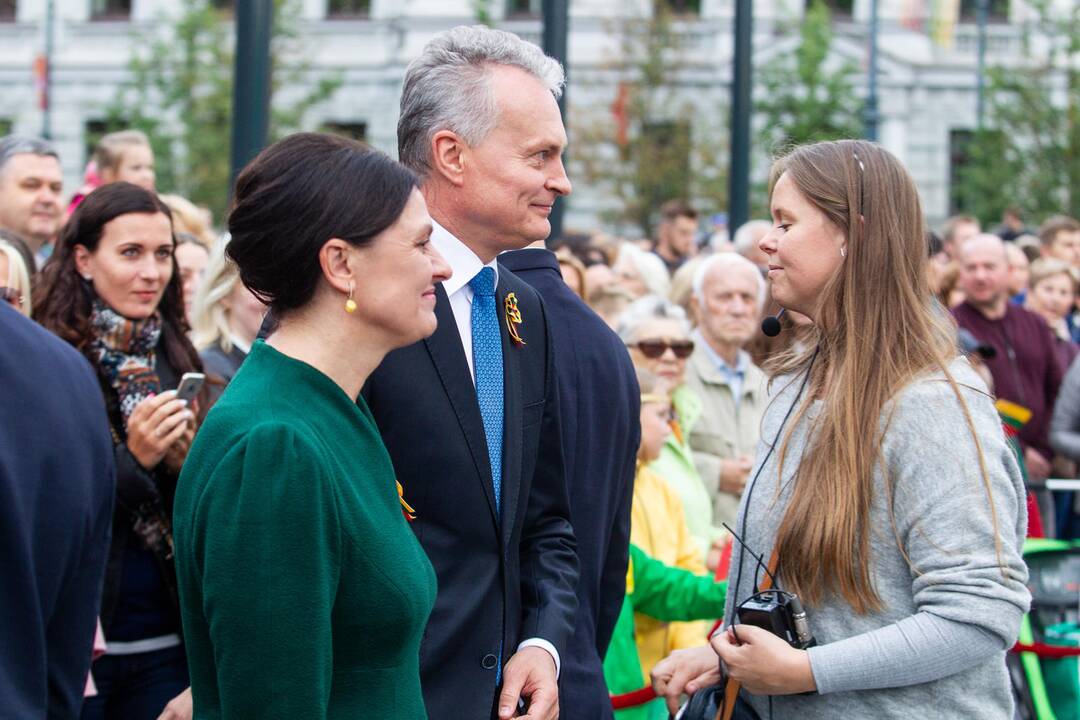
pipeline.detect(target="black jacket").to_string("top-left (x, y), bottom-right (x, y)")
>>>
top-left (97, 343), bottom-right (183, 635)
top-left (362, 266), bottom-right (579, 719)
top-left (501, 249), bottom-right (640, 720)
top-left (0, 304), bottom-right (115, 718)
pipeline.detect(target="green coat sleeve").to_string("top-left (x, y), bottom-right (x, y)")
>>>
top-left (628, 543), bottom-right (726, 623)
top-left (193, 423), bottom-right (341, 718)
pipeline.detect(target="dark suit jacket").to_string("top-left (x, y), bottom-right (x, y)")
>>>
top-left (362, 265), bottom-right (579, 720)
top-left (0, 304), bottom-right (115, 719)
top-left (501, 248), bottom-right (639, 720)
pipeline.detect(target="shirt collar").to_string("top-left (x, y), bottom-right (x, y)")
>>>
top-left (431, 220), bottom-right (499, 297)
top-left (227, 331), bottom-right (252, 356)
top-left (693, 329), bottom-right (749, 377)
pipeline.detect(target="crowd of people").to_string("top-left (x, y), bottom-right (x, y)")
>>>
top-left (1, 22), bottom-right (1076, 720)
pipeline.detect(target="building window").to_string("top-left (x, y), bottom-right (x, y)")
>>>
top-left (327, 0), bottom-right (371, 18)
top-left (0, 1), bottom-right (15, 22)
top-left (91, 0), bottom-right (131, 20)
top-left (321, 121), bottom-right (367, 143)
top-left (657, 0), bottom-right (701, 17)
top-left (959, 0), bottom-right (1009, 22)
top-left (506, 0), bottom-right (540, 18)
top-left (814, 0), bottom-right (854, 18)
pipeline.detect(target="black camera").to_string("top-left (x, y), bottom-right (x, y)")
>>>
top-left (735, 589), bottom-right (816, 650)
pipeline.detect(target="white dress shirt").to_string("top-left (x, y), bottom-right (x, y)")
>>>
top-left (430, 221), bottom-right (500, 385)
top-left (428, 221), bottom-right (561, 677)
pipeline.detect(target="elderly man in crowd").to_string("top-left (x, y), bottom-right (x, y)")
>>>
top-left (732, 219), bottom-right (771, 272)
top-left (362, 26), bottom-right (577, 720)
top-left (0, 135), bottom-right (63, 264)
top-left (953, 233), bottom-right (1063, 482)
top-left (685, 253), bottom-right (768, 531)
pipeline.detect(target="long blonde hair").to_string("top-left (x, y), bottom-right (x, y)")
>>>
top-left (767, 140), bottom-right (1001, 613)
top-left (190, 237), bottom-right (242, 353)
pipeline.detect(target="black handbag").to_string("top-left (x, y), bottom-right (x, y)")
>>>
top-left (676, 685), bottom-right (763, 720)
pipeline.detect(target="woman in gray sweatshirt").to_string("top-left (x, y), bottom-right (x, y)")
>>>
top-left (651, 140), bottom-right (1030, 719)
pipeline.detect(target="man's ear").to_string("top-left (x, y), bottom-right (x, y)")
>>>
top-left (430, 130), bottom-right (466, 188)
top-left (688, 294), bottom-right (701, 325)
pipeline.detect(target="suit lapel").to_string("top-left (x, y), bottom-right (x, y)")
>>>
top-left (496, 275), bottom-right (523, 539)
top-left (424, 284), bottom-right (500, 528)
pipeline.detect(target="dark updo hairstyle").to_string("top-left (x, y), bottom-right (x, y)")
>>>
top-left (226, 132), bottom-right (419, 316)
top-left (33, 182), bottom-right (202, 380)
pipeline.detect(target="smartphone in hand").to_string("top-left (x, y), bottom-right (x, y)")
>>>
top-left (176, 372), bottom-right (206, 405)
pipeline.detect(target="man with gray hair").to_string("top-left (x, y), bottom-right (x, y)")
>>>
top-left (685, 253), bottom-right (768, 530)
top-left (732, 219), bottom-right (771, 271)
top-left (362, 26), bottom-right (576, 720)
top-left (0, 135), bottom-right (63, 261)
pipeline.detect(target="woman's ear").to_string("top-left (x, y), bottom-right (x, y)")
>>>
top-left (318, 239), bottom-right (357, 296)
top-left (73, 244), bottom-right (93, 280)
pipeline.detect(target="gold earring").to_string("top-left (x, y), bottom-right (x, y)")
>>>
top-left (345, 282), bottom-right (357, 314)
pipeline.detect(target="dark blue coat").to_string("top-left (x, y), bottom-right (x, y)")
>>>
top-left (500, 248), bottom-right (640, 720)
top-left (0, 303), bottom-right (115, 718)
top-left (362, 265), bottom-right (579, 720)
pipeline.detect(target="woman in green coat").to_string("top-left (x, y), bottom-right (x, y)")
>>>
top-left (173, 133), bottom-right (451, 719)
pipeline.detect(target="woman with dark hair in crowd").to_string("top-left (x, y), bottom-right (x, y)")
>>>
top-left (173, 133), bottom-right (450, 719)
top-left (650, 140), bottom-right (1029, 719)
top-left (33, 182), bottom-right (201, 719)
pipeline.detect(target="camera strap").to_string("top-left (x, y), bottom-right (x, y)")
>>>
top-left (718, 546), bottom-right (780, 720)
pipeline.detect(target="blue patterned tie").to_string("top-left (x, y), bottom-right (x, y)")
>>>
top-left (469, 267), bottom-right (503, 516)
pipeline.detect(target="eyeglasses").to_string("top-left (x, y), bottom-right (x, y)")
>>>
top-left (630, 338), bottom-right (695, 359)
top-left (0, 287), bottom-right (23, 307)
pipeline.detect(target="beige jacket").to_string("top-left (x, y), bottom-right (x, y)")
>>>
top-left (683, 344), bottom-right (768, 528)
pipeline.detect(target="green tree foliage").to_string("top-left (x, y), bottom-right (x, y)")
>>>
top-left (573, 4), bottom-right (727, 238)
top-left (106, 0), bottom-right (342, 225)
top-left (956, 0), bottom-right (1079, 224)
top-left (752, 0), bottom-right (863, 213)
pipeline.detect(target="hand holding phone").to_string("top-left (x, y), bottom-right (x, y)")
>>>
top-left (176, 373), bottom-right (205, 405)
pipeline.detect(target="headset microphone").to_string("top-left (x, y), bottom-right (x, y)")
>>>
top-left (761, 308), bottom-right (786, 337)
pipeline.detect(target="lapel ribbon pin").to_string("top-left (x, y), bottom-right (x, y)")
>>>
top-left (397, 480), bottom-right (416, 522)
top-left (505, 292), bottom-right (526, 347)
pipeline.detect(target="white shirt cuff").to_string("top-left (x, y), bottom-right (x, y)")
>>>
top-left (517, 638), bottom-right (561, 679)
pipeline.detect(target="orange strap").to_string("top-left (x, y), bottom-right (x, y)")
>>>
top-left (719, 547), bottom-right (780, 720)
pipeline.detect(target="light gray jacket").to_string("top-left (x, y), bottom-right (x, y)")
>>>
top-left (725, 358), bottom-right (1030, 719)
top-left (684, 344), bottom-right (768, 529)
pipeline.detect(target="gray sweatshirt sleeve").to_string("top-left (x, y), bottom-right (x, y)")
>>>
top-left (1050, 355), bottom-right (1080, 461)
top-left (805, 370), bottom-right (1030, 695)
top-left (808, 611), bottom-right (1003, 694)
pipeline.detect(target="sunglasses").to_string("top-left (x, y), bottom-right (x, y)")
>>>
top-left (0, 287), bottom-right (22, 307)
top-left (631, 338), bottom-right (695, 360)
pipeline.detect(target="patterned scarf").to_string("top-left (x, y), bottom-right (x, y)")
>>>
top-left (87, 299), bottom-right (163, 426)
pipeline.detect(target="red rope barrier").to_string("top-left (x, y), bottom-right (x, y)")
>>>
top-left (1013, 642), bottom-right (1080, 658)
top-left (611, 686), bottom-right (657, 709)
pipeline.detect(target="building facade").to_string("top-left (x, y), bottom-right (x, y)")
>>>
top-left (0, 0), bottom-right (1071, 231)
